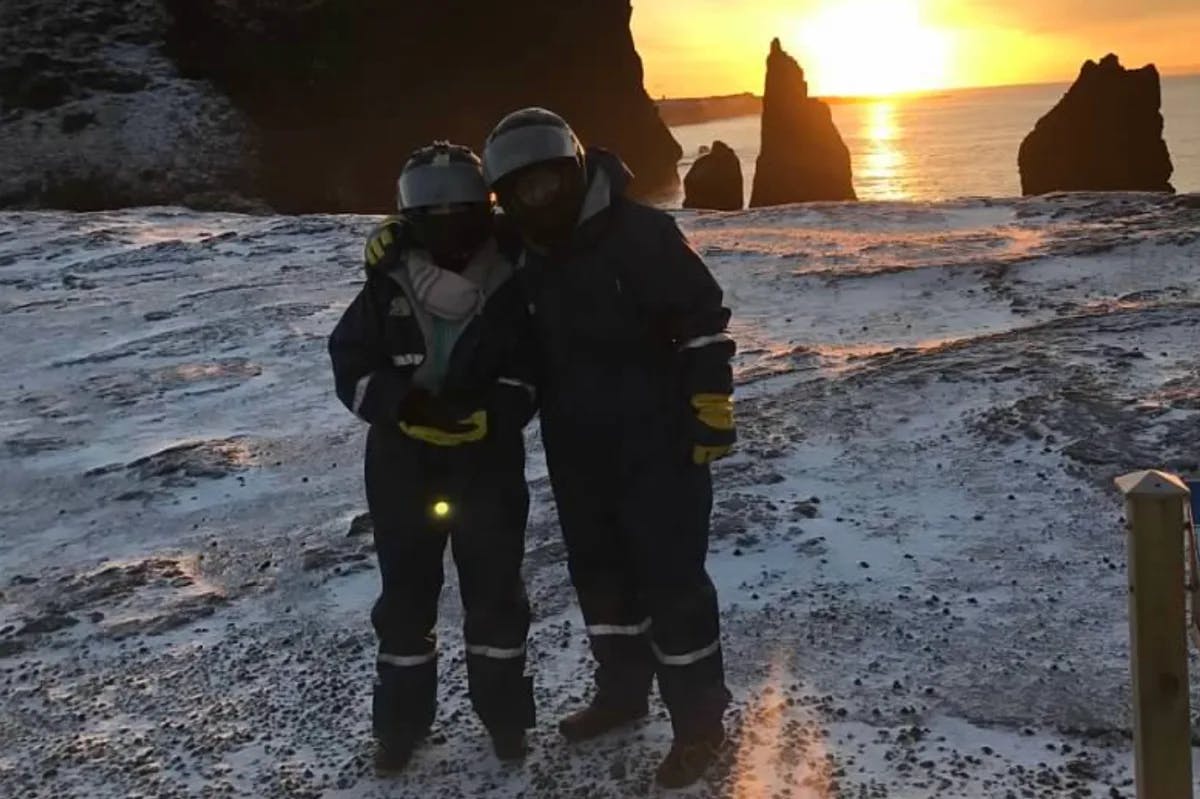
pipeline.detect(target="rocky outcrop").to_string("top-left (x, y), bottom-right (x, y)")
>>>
top-left (1, 0), bottom-right (680, 213)
top-left (1019, 54), bottom-right (1174, 195)
top-left (749, 39), bottom-right (856, 207)
top-left (0, 0), bottom-right (258, 211)
top-left (683, 141), bottom-right (743, 210)
top-left (657, 93), bottom-right (762, 127)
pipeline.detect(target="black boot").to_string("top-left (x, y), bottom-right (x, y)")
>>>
top-left (373, 727), bottom-right (429, 775)
top-left (372, 666), bottom-right (436, 775)
top-left (489, 728), bottom-right (529, 762)
top-left (654, 728), bottom-right (725, 789)
top-left (558, 697), bottom-right (649, 743)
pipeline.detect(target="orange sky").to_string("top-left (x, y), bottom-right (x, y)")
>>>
top-left (632, 0), bottom-right (1200, 98)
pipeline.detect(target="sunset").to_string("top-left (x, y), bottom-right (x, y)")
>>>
top-left (788, 0), bottom-right (951, 96)
top-left (633, 0), bottom-right (1200, 97)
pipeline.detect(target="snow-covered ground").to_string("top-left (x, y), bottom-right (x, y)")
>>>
top-left (1, 194), bottom-right (1199, 798)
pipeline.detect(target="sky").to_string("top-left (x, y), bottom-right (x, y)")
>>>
top-left (632, 0), bottom-right (1200, 98)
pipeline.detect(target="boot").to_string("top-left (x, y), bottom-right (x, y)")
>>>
top-left (373, 727), bottom-right (428, 775)
top-left (372, 668), bottom-right (435, 775)
top-left (489, 728), bottom-right (529, 762)
top-left (654, 728), bottom-right (725, 789)
top-left (558, 697), bottom-right (649, 743)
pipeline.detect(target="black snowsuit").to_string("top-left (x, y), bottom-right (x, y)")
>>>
top-left (515, 151), bottom-right (735, 739)
top-left (328, 232), bottom-right (537, 738)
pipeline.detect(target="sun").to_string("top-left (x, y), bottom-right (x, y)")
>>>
top-left (789, 0), bottom-right (952, 97)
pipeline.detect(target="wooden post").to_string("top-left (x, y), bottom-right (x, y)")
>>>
top-left (1115, 469), bottom-right (1194, 799)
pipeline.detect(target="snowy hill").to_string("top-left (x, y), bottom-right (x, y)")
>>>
top-left (2, 194), bottom-right (1199, 797)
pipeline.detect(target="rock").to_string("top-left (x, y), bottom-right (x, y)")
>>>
top-left (683, 140), bottom-right (743, 210)
top-left (0, 639), bottom-right (28, 658)
top-left (347, 513), bottom-right (373, 538)
top-left (3, 1), bottom-right (679, 212)
top-left (19, 611), bottom-right (79, 635)
top-left (749, 39), bottom-right (856, 206)
top-left (165, 0), bottom-right (679, 212)
top-left (0, 0), bottom-right (257, 211)
top-left (1019, 54), bottom-right (1174, 195)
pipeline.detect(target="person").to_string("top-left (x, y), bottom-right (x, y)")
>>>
top-left (328, 142), bottom-right (537, 772)
top-left (481, 108), bottom-right (737, 788)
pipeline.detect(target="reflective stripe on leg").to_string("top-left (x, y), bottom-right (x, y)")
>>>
top-left (587, 618), bottom-right (652, 637)
top-left (651, 638), bottom-right (721, 667)
top-left (378, 651), bottom-right (437, 668)
top-left (465, 643), bottom-right (527, 660)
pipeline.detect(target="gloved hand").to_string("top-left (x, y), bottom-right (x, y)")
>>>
top-left (397, 388), bottom-right (488, 446)
top-left (688, 393), bottom-right (735, 465)
top-left (487, 378), bottom-right (537, 438)
top-left (364, 215), bottom-right (408, 269)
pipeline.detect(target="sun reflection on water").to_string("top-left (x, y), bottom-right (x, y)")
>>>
top-left (860, 101), bottom-right (907, 201)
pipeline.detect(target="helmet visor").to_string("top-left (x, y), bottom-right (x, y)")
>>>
top-left (483, 125), bottom-right (580, 187)
top-left (398, 163), bottom-right (488, 211)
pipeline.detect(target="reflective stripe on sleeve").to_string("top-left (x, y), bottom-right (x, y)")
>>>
top-left (680, 333), bottom-right (734, 351)
top-left (497, 376), bottom-right (536, 399)
top-left (587, 618), bottom-right (652, 637)
top-left (650, 638), bottom-right (721, 667)
top-left (352, 373), bottom-right (373, 417)
top-left (378, 651), bottom-right (436, 668)
top-left (465, 643), bottom-right (526, 660)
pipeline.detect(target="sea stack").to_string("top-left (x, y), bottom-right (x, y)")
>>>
top-left (0, 0), bottom-right (682, 213)
top-left (683, 141), bottom-right (744, 210)
top-left (1019, 54), bottom-right (1174, 195)
top-left (749, 38), bottom-right (856, 207)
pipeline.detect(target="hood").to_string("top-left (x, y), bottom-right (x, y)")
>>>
top-left (578, 147), bottom-right (634, 226)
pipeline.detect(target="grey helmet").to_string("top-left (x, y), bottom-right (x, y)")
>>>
top-left (397, 142), bottom-right (489, 212)
top-left (482, 108), bottom-right (585, 188)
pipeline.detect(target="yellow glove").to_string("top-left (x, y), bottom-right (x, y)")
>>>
top-left (690, 393), bottom-right (735, 465)
top-left (399, 410), bottom-right (488, 447)
top-left (364, 216), bottom-right (405, 269)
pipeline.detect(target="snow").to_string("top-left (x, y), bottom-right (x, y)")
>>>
top-left (2, 193), bottom-right (1199, 797)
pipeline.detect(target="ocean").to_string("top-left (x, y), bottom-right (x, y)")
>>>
top-left (669, 75), bottom-right (1200, 204)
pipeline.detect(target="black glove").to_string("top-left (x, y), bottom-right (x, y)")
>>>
top-left (363, 216), bottom-right (410, 270)
top-left (487, 378), bottom-right (537, 438)
top-left (397, 388), bottom-right (488, 446)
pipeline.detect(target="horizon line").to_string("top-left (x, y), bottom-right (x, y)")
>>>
top-left (657, 68), bottom-right (1200, 104)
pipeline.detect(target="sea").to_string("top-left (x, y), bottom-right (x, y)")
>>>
top-left (668, 75), bottom-right (1200, 205)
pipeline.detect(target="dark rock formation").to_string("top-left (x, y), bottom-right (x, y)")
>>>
top-left (1019, 54), bottom-right (1174, 195)
top-left (0, 0), bottom-right (680, 212)
top-left (0, 0), bottom-right (256, 211)
top-left (683, 141), bottom-right (743, 210)
top-left (749, 39), bottom-right (856, 207)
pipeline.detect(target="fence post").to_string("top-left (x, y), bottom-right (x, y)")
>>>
top-left (1115, 469), bottom-right (1193, 799)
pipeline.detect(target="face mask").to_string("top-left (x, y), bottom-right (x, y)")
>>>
top-left (498, 160), bottom-right (586, 248)
top-left (409, 204), bottom-right (492, 272)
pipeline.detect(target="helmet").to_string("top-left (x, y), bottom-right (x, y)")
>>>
top-left (397, 142), bottom-right (493, 271)
top-left (397, 142), bottom-right (489, 212)
top-left (482, 108), bottom-right (584, 188)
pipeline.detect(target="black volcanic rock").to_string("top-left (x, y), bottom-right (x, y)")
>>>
top-left (0, 0), bottom-right (256, 211)
top-left (1, 0), bottom-right (681, 213)
top-left (1019, 54), bottom-right (1174, 195)
top-left (749, 39), bottom-right (855, 207)
top-left (683, 140), bottom-right (743, 210)
top-left (162, 0), bottom-right (680, 212)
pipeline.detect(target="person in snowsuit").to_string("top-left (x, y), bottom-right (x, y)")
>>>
top-left (481, 108), bottom-right (737, 788)
top-left (328, 142), bottom-right (537, 771)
